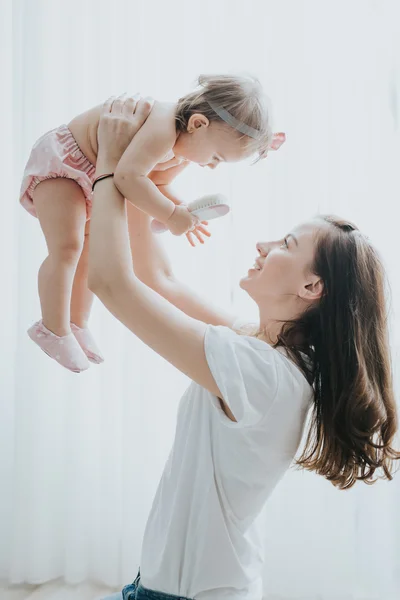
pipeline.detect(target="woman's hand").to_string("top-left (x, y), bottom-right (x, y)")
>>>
top-left (96, 93), bottom-right (154, 172)
top-left (95, 93), bottom-right (210, 247)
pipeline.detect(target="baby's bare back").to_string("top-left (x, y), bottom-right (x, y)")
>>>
top-left (67, 100), bottom-right (180, 178)
top-left (68, 104), bottom-right (103, 166)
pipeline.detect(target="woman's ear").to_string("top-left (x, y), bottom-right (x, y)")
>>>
top-left (300, 275), bottom-right (324, 301)
top-left (187, 113), bottom-right (210, 133)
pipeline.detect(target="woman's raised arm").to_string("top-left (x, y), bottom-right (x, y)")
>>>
top-left (93, 94), bottom-right (235, 328)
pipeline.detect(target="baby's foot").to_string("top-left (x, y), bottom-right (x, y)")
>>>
top-left (71, 323), bottom-right (104, 364)
top-left (27, 320), bottom-right (90, 373)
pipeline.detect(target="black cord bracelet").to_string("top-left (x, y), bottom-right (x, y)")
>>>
top-left (92, 173), bottom-right (114, 192)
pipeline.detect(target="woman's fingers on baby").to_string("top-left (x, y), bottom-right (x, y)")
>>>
top-left (103, 93), bottom-right (151, 124)
top-left (102, 96), bottom-right (115, 114)
top-left (135, 96), bottom-right (154, 122)
top-left (112, 93), bottom-right (128, 114)
top-left (122, 93), bottom-right (141, 116)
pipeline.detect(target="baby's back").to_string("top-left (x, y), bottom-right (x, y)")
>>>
top-left (68, 105), bottom-right (103, 166)
top-left (68, 100), bottom-right (177, 172)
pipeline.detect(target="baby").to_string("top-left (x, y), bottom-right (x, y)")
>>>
top-left (20, 74), bottom-right (285, 373)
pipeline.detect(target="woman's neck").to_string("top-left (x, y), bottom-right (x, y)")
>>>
top-left (258, 301), bottom-right (307, 346)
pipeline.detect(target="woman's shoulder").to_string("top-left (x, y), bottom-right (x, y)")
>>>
top-left (205, 324), bottom-right (312, 427)
top-left (218, 321), bottom-right (313, 390)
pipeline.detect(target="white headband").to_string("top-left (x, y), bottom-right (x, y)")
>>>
top-left (207, 101), bottom-right (262, 140)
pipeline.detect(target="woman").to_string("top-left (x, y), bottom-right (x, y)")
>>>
top-left (89, 96), bottom-right (400, 600)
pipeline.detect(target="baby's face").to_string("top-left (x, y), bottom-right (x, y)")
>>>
top-left (174, 118), bottom-right (251, 169)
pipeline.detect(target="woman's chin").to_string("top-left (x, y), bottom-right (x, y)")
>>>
top-left (239, 269), bottom-right (258, 290)
top-left (241, 267), bottom-right (259, 280)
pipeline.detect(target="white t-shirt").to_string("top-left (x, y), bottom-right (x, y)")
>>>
top-left (140, 325), bottom-right (313, 599)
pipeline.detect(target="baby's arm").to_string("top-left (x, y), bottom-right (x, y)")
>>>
top-left (149, 160), bottom-right (190, 207)
top-left (157, 184), bottom-right (183, 207)
top-left (150, 162), bottom-right (211, 246)
top-left (113, 107), bottom-right (195, 234)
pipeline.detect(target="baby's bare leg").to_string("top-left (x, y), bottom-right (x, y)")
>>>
top-left (70, 221), bottom-right (93, 328)
top-left (33, 178), bottom-right (87, 336)
top-left (69, 221), bottom-right (104, 364)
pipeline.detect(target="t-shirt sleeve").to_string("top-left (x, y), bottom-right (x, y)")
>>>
top-left (204, 324), bottom-right (280, 427)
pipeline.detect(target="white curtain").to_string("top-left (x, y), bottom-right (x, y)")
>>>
top-left (1, 1), bottom-right (400, 599)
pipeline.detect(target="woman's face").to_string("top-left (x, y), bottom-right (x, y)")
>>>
top-left (240, 220), bottom-right (326, 313)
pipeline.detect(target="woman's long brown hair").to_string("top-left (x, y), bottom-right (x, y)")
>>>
top-left (277, 216), bottom-right (400, 489)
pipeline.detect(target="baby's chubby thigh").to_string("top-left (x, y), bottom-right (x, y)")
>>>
top-left (32, 177), bottom-right (88, 261)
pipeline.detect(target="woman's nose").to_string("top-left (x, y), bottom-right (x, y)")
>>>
top-left (256, 242), bottom-right (268, 256)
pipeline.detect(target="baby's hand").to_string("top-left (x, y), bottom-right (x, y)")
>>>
top-left (185, 221), bottom-right (211, 247)
top-left (167, 205), bottom-right (199, 236)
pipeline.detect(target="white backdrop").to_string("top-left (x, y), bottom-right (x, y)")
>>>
top-left (1, 1), bottom-right (400, 599)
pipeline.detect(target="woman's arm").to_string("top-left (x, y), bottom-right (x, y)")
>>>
top-left (89, 175), bottom-right (222, 396)
top-left (126, 202), bottom-right (235, 327)
top-left (128, 139), bottom-right (235, 326)
top-left (88, 96), bottom-right (233, 395)
top-left (128, 144), bottom-right (234, 326)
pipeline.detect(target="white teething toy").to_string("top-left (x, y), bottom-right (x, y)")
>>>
top-left (151, 194), bottom-right (230, 234)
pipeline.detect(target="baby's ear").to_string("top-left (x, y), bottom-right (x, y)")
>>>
top-left (269, 132), bottom-right (286, 150)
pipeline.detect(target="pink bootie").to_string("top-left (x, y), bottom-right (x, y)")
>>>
top-left (27, 320), bottom-right (90, 373)
top-left (71, 323), bottom-right (104, 364)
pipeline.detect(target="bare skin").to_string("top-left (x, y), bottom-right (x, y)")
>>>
top-left (32, 89), bottom-right (251, 338)
top-left (89, 96), bottom-right (324, 421)
top-left (32, 98), bottom-right (215, 337)
top-left (33, 178), bottom-right (87, 336)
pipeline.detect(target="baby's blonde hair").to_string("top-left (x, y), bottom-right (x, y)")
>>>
top-left (175, 74), bottom-right (273, 160)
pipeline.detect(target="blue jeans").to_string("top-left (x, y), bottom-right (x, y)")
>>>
top-left (102, 570), bottom-right (193, 600)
